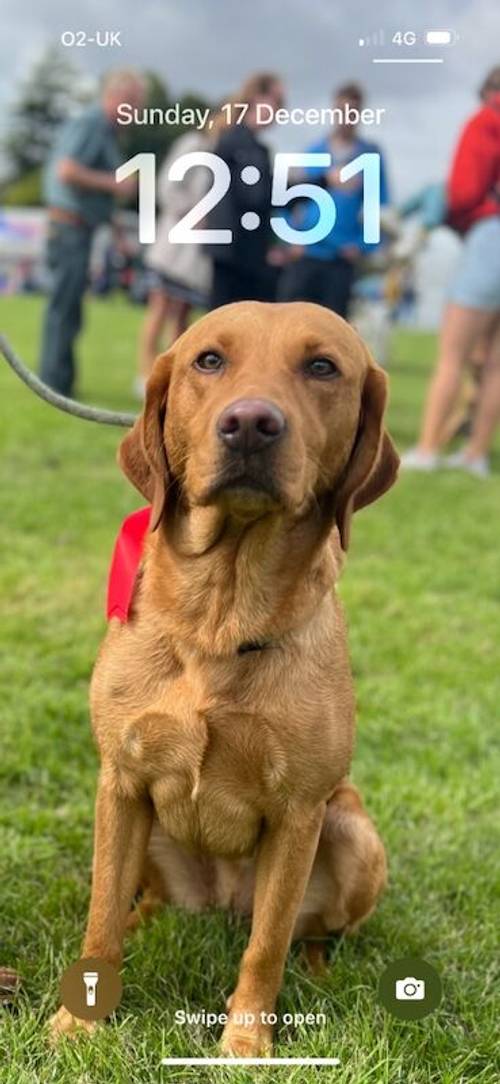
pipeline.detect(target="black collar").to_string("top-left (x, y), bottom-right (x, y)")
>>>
top-left (237, 640), bottom-right (272, 656)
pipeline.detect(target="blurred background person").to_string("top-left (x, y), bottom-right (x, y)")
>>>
top-left (135, 127), bottom-right (212, 398)
top-left (39, 69), bottom-right (145, 396)
top-left (278, 81), bottom-right (390, 319)
top-left (402, 65), bottom-right (500, 477)
top-left (205, 72), bottom-right (285, 308)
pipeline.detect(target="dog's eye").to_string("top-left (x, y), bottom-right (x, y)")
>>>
top-left (194, 352), bottom-right (225, 373)
top-left (304, 357), bottom-right (340, 380)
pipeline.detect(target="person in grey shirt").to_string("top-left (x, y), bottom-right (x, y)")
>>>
top-left (39, 70), bottom-right (145, 395)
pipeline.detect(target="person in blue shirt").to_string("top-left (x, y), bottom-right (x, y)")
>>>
top-left (278, 82), bottom-right (389, 318)
top-left (39, 70), bottom-right (145, 396)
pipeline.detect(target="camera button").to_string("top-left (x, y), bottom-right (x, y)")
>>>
top-left (378, 957), bottom-right (442, 1020)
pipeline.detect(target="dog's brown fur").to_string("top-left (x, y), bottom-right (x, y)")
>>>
top-left (50, 302), bottom-right (399, 1054)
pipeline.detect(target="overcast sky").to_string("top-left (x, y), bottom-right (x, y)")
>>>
top-left (1, 0), bottom-right (499, 198)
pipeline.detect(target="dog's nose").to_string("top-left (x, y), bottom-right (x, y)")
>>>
top-left (217, 398), bottom-right (286, 453)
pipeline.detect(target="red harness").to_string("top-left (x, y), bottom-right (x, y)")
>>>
top-left (106, 506), bottom-right (151, 622)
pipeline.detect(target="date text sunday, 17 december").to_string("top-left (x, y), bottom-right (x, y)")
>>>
top-left (116, 101), bottom-right (386, 131)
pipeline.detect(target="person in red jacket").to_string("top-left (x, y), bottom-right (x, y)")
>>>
top-left (402, 66), bottom-right (500, 477)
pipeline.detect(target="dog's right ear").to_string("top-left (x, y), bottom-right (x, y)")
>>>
top-left (118, 353), bottom-right (172, 531)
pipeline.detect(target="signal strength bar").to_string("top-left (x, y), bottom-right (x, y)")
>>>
top-left (358, 30), bottom-right (385, 47)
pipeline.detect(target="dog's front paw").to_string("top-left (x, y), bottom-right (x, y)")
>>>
top-left (48, 1006), bottom-right (98, 1043)
top-left (220, 1012), bottom-right (273, 1058)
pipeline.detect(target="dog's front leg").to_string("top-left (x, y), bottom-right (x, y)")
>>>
top-left (221, 800), bottom-right (325, 1057)
top-left (49, 770), bottom-right (152, 1041)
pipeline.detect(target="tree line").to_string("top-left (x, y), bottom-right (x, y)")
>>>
top-left (1, 46), bottom-right (211, 206)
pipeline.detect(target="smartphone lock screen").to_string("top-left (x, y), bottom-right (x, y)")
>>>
top-left (1, 3), bottom-right (499, 1082)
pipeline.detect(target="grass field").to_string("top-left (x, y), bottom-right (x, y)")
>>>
top-left (1, 294), bottom-right (499, 1083)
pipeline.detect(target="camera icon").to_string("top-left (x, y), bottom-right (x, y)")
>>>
top-left (395, 976), bottom-right (425, 1001)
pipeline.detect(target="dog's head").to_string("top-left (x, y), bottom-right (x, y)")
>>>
top-left (119, 302), bottom-right (399, 550)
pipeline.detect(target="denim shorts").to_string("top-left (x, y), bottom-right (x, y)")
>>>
top-left (448, 216), bottom-right (500, 310)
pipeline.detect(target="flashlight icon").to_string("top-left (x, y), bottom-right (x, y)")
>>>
top-left (82, 970), bottom-right (99, 1007)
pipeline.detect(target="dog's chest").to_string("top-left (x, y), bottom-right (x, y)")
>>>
top-left (118, 661), bottom-right (290, 858)
top-left (153, 716), bottom-right (282, 857)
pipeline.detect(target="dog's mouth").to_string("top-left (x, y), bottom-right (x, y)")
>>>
top-left (198, 461), bottom-right (283, 509)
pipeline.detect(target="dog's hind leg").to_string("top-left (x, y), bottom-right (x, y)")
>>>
top-left (298, 914), bottom-right (331, 975)
top-left (216, 783), bottom-right (386, 978)
top-left (293, 780), bottom-right (387, 964)
top-left (127, 818), bottom-right (216, 924)
top-left (127, 855), bottom-right (168, 931)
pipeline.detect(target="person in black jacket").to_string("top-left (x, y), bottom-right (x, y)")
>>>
top-left (206, 73), bottom-right (284, 308)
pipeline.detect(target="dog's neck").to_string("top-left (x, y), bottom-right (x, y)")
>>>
top-left (141, 499), bottom-right (343, 657)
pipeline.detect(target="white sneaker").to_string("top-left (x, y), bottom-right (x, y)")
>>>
top-left (442, 449), bottom-right (490, 478)
top-left (132, 376), bottom-right (146, 400)
top-left (400, 447), bottom-right (440, 471)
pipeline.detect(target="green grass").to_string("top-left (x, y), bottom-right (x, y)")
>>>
top-left (1, 295), bottom-right (499, 1083)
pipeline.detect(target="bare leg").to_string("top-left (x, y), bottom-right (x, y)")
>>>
top-left (138, 290), bottom-right (171, 383)
top-left (418, 305), bottom-right (496, 453)
top-left (171, 299), bottom-right (191, 341)
top-left (138, 292), bottom-right (191, 384)
top-left (220, 802), bottom-right (325, 1057)
top-left (464, 316), bottom-right (500, 458)
top-left (50, 777), bottom-right (152, 1039)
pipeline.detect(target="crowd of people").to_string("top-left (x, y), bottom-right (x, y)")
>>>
top-left (38, 65), bottom-right (500, 474)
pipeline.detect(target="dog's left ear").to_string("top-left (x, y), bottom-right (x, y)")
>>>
top-left (334, 363), bottom-right (399, 551)
top-left (117, 353), bottom-right (173, 531)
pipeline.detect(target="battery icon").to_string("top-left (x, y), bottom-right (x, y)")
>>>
top-left (425, 30), bottom-right (453, 45)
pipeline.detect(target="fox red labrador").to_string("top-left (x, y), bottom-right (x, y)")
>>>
top-left (50, 301), bottom-right (399, 1055)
